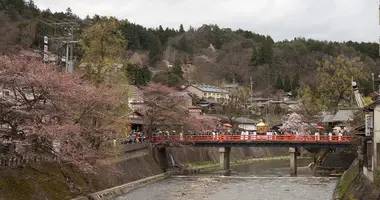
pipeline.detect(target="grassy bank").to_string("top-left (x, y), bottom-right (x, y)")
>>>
top-left (334, 159), bottom-right (359, 199)
top-left (184, 156), bottom-right (311, 172)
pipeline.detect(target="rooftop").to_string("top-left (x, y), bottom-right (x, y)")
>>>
top-left (322, 109), bottom-right (358, 123)
top-left (364, 99), bottom-right (380, 112)
top-left (233, 117), bottom-right (258, 124)
top-left (170, 92), bottom-right (192, 97)
top-left (191, 85), bottom-right (228, 93)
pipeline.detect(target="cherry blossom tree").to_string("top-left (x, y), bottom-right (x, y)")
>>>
top-left (186, 115), bottom-right (220, 132)
top-left (0, 56), bottom-right (124, 173)
top-left (280, 112), bottom-right (312, 135)
top-left (139, 83), bottom-right (219, 135)
top-left (139, 83), bottom-right (187, 135)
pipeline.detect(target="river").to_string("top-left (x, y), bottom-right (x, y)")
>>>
top-left (114, 159), bottom-right (338, 200)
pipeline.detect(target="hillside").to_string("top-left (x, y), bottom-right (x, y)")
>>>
top-left (1, 0), bottom-right (379, 95)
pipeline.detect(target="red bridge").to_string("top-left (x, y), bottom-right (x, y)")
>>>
top-left (151, 134), bottom-right (355, 148)
top-left (151, 134), bottom-right (356, 176)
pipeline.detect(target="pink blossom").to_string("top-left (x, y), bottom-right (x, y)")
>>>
top-left (0, 56), bottom-right (123, 173)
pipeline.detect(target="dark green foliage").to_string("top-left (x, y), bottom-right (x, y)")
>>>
top-left (257, 36), bottom-right (274, 65)
top-left (283, 75), bottom-right (291, 92)
top-left (275, 76), bottom-right (284, 90)
top-left (179, 24), bottom-right (185, 33)
top-left (123, 63), bottom-right (152, 86)
top-left (250, 36), bottom-right (273, 66)
top-left (250, 46), bottom-right (259, 66)
top-left (152, 60), bottom-right (184, 87)
top-left (148, 34), bottom-right (163, 66)
top-left (172, 60), bottom-right (183, 77)
top-left (1, 1), bottom-right (380, 95)
top-left (291, 74), bottom-right (300, 94)
top-left (176, 35), bottom-right (194, 54)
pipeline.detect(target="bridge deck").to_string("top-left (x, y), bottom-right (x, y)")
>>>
top-left (151, 135), bottom-right (355, 148)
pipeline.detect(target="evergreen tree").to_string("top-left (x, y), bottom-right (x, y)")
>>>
top-left (179, 24), bottom-right (185, 33)
top-left (177, 35), bottom-right (193, 54)
top-left (135, 66), bottom-right (152, 86)
top-left (250, 46), bottom-right (259, 66)
top-left (275, 76), bottom-right (284, 90)
top-left (292, 74), bottom-right (300, 91)
top-left (148, 34), bottom-right (163, 66)
top-left (258, 38), bottom-right (273, 65)
top-left (283, 75), bottom-right (291, 92)
top-left (123, 64), bottom-right (152, 86)
top-left (65, 7), bottom-right (72, 16)
top-left (172, 60), bottom-right (183, 77)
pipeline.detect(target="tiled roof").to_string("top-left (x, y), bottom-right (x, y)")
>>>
top-left (332, 110), bottom-right (356, 122)
top-left (233, 117), bottom-right (258, 124)
top-left (364, 100), bottom-right (380, 111)
top-left (322, 110), bottom-right (358, 123)
top-left (170, 92), bottom-right (192, 97)
top-left (192, 85), bottom-right (228, 93)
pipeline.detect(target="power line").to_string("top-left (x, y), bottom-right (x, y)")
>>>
top-left (39, 17), bottom-right (79, 73)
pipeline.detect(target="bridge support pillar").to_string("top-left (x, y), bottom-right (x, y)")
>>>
top-left (219, 147), bottom-right (231, 176)
top-left (289, 147), bottom-right (297, 176)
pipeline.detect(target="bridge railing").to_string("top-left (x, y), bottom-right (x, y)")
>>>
top-left (150, 134), bottom-right (354, 143)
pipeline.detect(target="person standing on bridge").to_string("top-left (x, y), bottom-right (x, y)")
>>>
top-left (328, 132), bottom-right (332, 141)
top-left (315, 131), bottom-right (320, 141)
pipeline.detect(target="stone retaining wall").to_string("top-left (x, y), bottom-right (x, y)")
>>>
top-left (86, 173), bottom-right (168, 200)
top-left (333, 159), bottom-right (380, 200)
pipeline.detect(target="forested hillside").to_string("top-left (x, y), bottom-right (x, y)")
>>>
top-left (1, 0), bottom-right (379, 97)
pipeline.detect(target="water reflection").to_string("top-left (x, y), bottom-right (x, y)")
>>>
top-left (231, 158), bottom-right (314, 177)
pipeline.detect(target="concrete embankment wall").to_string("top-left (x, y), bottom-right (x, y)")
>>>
top-left (168, 146), bottom-right (288, 165)
top-left (333, 159), bottom-right (380, 200)
top-left (0, 146), bottom-right (288, 200)
top-left (0, 148), bottom-right (163, 200)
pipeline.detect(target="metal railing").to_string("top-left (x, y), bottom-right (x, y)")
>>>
top-left (150, 134), bottom-right (354, 143)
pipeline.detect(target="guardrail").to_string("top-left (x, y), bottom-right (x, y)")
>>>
top-left (150, 134), bottom-right (354, 143)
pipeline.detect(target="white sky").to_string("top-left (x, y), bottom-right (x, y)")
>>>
top-left (33, 0), bottom-right (379, 42)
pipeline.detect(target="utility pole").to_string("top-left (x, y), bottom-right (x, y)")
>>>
top-left (250, 76), bottom-right (253, 96)
top-left (350, 76), bottom-right (353, 107)
top-left (40, 18), bottom-right (79, 73)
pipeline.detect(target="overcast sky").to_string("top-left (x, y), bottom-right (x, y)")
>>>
top-left (33, 0), bottom-right (378, 42)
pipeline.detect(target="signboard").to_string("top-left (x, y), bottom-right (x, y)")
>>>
top-left (44, 36), bottom-right (48, 44)
top-left (365, 113), bottom-right (373, 136)
top-left (43, 36), bottom-right (48, 63)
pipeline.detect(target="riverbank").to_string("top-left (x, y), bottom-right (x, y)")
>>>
top-left (114, 161), bottom-right (337, 200)
top-left (0, 146), bottom-right (290, 200)
top-left (333, 159), bottom-right (380, 200)
top-left (183, 156), bottom-right (311, 173)
top-left (0, 150), bottom-right (163, 200)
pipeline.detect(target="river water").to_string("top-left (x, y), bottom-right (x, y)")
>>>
top-left (114, 159), bottom-right (338, 200)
